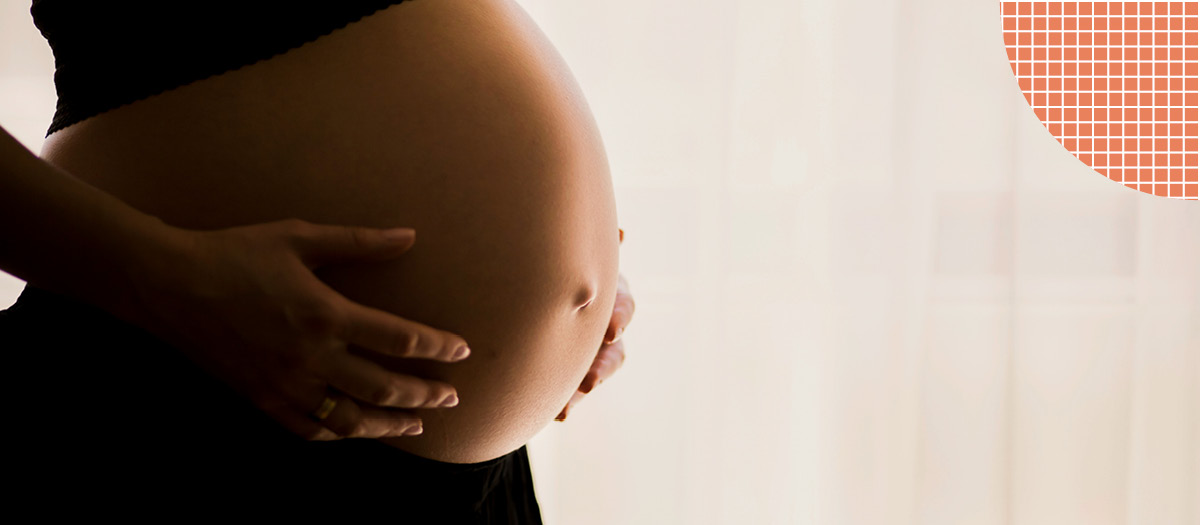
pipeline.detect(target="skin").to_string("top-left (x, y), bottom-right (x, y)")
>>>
top-left (37, 0), bottom-right (624, 463)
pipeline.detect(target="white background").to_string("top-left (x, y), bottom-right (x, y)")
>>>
top-left (2, 1), bottom-right (1198, 523)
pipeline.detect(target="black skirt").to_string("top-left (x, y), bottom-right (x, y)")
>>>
top-left (0, 284), bottom-right (543, 522)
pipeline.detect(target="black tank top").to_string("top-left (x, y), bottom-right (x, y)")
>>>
top-left (31, 0), bottom-right (412, 137)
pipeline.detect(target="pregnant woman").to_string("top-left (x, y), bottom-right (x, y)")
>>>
top-left (0, 0), bottom-right (632, 519)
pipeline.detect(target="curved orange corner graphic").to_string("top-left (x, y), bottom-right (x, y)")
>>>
top-left (1002, 1), bottom-right (1199, 200)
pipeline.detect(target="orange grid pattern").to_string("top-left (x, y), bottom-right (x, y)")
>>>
top-left (1002, 1), bottom-right (1199, 199)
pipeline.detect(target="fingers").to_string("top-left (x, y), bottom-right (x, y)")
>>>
top-left (321, 350), bottom-right (460, 409)
top-left (313, 395), bottom-right (424, 439)
top-left (268, 368), bottom-right (431, 439)
top-left (253, 394), bottom-right (342, 441)
top-left (285, 219), bottom-right (417, 269)
top-left (604, 274), bottom-right (635, 344)
top-left (334, 296), bottom-right (471, 362)
top-left (580, 339), bottom-right (626, 394)
top-left (555, 390), bottom-right (587, 422)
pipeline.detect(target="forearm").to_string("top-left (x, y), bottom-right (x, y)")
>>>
top-left (0, 125), bottom-right (176, 319)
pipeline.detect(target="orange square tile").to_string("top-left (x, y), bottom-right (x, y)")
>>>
top-left (1158, 138), bottom-right (1171, 152)
top-left (1143, 138), bottom-right (1156, 150)
top-left (1170, 184), bottom-right (1182, 196)
top-left (1019, 2), bottom-right (1032, 15)
top-left (1065, 138), bottom-right (1078, 150)
top-left (1189, 2), bottom-right (1199, 15)
top-left (1018, 77), bottom-right (1032, 91)
top-left (1049, 123), bottom-right (1062, 136)
top-left (1154, 184), bottom-right (1169, 197)
top-left (1082, 2), bottom-right (1094, 15)
top-left (1170, 2), bottom-right (1183, 15)
top-left (1170, 169), bottom-right (1183, 182)
top-left (1065, 108), bottom-right (1077, 121)
top-left (1050, 77), bottom-right (1062, 91)
top-left (1081, 138), bottom-right (1094, 151)
top-left (1034, 77), bottom-right (1047, 91)
top-left (1187, 185), bottom-right (1198, 198)
top-left (1188, 154), bottom-right (1198, 167)
top-left (1035, 107), bottom-right (1048, 121)
top-left (1065, 2), bottom-right (1078, 15)
top-left (1034, 17), bottom-right (1047, 30)
top-left (1187, 169), bottom-right (1199, 183)
top-left (1050, 2), bottom-right (1062, 15)
top-left (1034, 2), bottom-right (1046, 15)
top-left (1167, 138), bottom-right (1180, 152)
top-left (1186, 138), bottom-right (1197, 151)
top-left (1080, 153), bottom-right (1093, 164)
top-left (1156, 153), bottom-right (1170, 165)
top-left (1019, 32), bottom-right (1031, 45)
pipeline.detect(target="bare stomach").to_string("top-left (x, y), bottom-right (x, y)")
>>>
top-left (38, 0), bottom-right (619, 463)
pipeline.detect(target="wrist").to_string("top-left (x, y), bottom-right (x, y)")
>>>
top-left (99, 214), bottom-right (196, 330)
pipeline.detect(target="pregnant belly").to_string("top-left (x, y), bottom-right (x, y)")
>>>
top-left (38, 0), bottom-right (619, 463)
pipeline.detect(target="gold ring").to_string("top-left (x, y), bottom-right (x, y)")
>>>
top-left (312, 396), bottom-right (338, 421)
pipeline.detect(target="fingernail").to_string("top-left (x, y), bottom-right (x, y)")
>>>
top-left (555, 412), bottom-right (567, 422)
top-left (452, 345), bottom-right (471, 361)
top-left (383, 228), bottom-right (415, 242)
top-left (404, 423), bottom-right (423, 436)
top-left (609, 327), bottom-right (623, 344)
top-left (440, 394), bottom-right (459, 408)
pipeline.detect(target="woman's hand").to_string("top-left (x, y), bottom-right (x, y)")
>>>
top-left (124, 218), bottom-right (469, 441)
top-left (556, 229), bottom-right (634, 421)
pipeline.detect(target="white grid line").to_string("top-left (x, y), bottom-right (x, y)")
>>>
top-left (1001, 1), bottom-right (1200, 198)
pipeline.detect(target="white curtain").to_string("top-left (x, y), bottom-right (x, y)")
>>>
top-left (3, 1), bottom-right (1197, 523)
